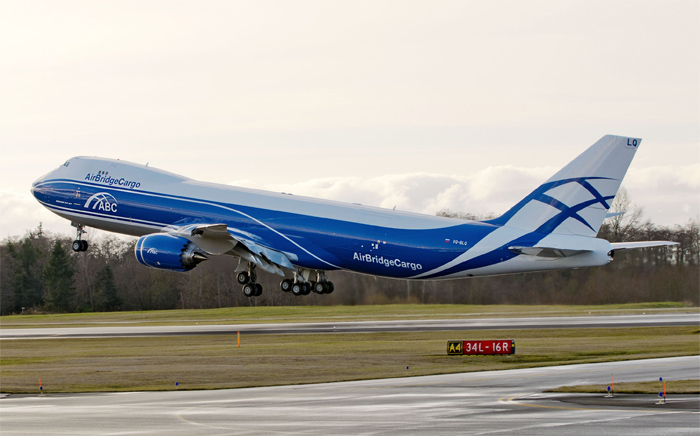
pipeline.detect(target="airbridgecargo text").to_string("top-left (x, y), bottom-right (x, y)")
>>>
top-left (353, 252), bottom-right (422, 271)
top-left (85, 173), bottom-right (141, 189)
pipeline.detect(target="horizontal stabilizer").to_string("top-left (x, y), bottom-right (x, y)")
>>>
top-left (611, 241), bottom-right (679, 250)
top-left (509, 246), bottom-right (591, 258)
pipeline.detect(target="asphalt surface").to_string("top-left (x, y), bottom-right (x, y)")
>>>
top-left (2, 313), bottom-right (698, 339)
top-left (1, 356), bottom-right (698, 435)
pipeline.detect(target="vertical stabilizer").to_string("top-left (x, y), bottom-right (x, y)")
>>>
top-left (486, 135), bottom-right (640, 237)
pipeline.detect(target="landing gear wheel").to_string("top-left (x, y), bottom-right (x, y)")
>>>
top-left (302, 283), bottom-right (311, 295)
top-left (326, 281), bottom-right (335, 294)
top-left (313, 281), bottom-right (326, 294)
top-left (71, 223), bottom-right (88, 252)
top-left (237, 271), bottom-right (250, 285)
top-left (254, 283), bottom-right (263, 297)
top-left (242, 283), bottom-right (256, 297)
top-left (291, 283), bottom-right (304, 296)
top-left (72, 240), bottom-right (88, 252)
top-left (280, 279), bottom-right (293, 292)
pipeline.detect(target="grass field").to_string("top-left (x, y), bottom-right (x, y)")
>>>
top-left (0, 306), bottom-right (700, 393)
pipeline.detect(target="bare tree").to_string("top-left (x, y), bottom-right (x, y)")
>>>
top-left (604, 187), bottom-right (649, 242)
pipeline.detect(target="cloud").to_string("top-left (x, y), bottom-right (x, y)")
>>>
top-left (624, 164), bottom-right (700, 226)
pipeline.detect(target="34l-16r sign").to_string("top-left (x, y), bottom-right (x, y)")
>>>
top-left (447, 340), bottom-right (515, 356)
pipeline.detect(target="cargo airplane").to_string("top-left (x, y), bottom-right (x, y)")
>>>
top-left (31, 135), bottom-right (676, 297)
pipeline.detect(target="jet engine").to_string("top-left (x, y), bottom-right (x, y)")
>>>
top-left (134, 233), bottom-right (208, 271)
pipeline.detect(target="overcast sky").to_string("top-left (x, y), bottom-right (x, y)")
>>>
top-left (1, 0), bottom-right (698, 240)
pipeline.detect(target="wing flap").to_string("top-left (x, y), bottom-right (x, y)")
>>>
top-left (190, 223), bottom-right (231, 239)
top-left (239, 239), bottom-right (296, 270)
top-left (165, 223), bottom-right (295, 275)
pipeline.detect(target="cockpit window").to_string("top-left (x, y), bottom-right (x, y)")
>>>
top-left (63, 161), bottom-right (70, 167)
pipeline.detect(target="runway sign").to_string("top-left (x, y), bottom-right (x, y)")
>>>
top-left (447, 340), bottom-right (515, 356)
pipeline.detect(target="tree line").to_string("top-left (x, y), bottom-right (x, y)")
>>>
top-left (1, 198), bottom-right (698, 314)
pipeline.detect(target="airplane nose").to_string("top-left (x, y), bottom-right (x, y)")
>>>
top-left (31, 176), bottom-right (44, 197)
top-left (30, 179), bottom-right (39, 197)
top-left (31, 171), bottom-right (52, 200)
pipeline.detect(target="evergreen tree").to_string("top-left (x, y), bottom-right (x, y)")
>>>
top-left (6, 236), bottom-right (45, 313)
top-left (93, 264), bottom-right (122, 311)
top-left (43, 240), bottom-right (76, 312)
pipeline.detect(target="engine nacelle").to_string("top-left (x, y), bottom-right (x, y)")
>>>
top-left (134, 234), bottom-right (208, 271)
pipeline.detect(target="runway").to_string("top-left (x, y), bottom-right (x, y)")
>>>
top-left (2, 313), bottom-right (698, 339)
top-left (1, 356), bottom-right (698, 435)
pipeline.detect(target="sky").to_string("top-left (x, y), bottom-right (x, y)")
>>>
top-left (1, 0), bottom-right (698, 240)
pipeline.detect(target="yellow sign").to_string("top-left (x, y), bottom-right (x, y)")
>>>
top-left (447, 341), bottom-right (463, 355)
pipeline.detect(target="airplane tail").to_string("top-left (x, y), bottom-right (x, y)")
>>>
top-left (485, 135), bottom-right (640, 238)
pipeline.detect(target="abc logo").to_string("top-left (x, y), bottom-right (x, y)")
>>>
top-left (84, 192), bottom-right (118, 213)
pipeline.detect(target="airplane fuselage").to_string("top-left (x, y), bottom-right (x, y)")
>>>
top-left (31, 157), bottom-right (613, 280)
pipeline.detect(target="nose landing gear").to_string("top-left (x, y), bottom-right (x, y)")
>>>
top-left (71, 223), bottom-right (88, 252)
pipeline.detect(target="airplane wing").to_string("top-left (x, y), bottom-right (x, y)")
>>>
top-left (165, 223), bottom-right (295, 276)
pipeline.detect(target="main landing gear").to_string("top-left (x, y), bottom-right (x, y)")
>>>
top-left (71, 223), bottom-right (88, 252)
top-left (236, 263), bottom-right (335, 298)
top-left (236, 264), bottom-right (263, 297)
top-left (280, 270), bottom-right (334, 297)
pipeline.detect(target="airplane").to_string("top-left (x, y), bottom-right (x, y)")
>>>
top-left (31, 135), bottom-right (677, 298)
